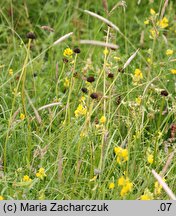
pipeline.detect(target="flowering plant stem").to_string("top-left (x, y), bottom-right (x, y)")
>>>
top-left (64, 54), bottom-right (77, 124)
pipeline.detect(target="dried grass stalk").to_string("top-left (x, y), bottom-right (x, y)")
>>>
top-left (161, 151), bottom-right (175, 176)
top-left (80, 40), bottom-right (118, 49)
top-left (38, 102), bottom-right (61, 111)
top-left (123, 49), bottom-right (139, 69)
top-left (41, 26), bottom-right (54, 32)
top-left (84, 10), bottom-right (120, 33)
top-left (102, 0), bottom-right (108, 13)
top-left (140, 31), bottom-right (144, 47)
top-left (152, 169), bottom-right (176, 200)
top-left (53, 32), bottom-right (73, 46)
top-left (160, 0), bottom-right (169, 19)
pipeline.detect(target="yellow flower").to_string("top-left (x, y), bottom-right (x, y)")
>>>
top-left (157, 17), bottom-right (169, 29)
top-left (140, 188), bottom-right (154, 200)
top-left (63, 48), bottom-right (73, 57)
top-left (166, 49), bottom-right (173, 56)
top-left (134, 69), bottom-right (143, 78)
top-left (38, 190), bottom-right (45, 200)
top-left (120, 183), bottom-right (133, 197)
top-left (74, 104), bottom-right (87, 118)
top-left (23, 175), bottom-right (32, 182)
top-left (147, 58), bottom-right (152, 64)
top-left (103, 48), bottom-right (109, 56)
top-left (0, 195), bottom-right (4, 200)
top-left (36, 167), bottom-right (47, 180)
top-left (20, 113), bottom-right (25, 120)
top-left (147, 154), bottom-right (154, 164)
top-left (109, 182), bottom-right (115, 189)
top-left (118, 176), bottom-right (133, 197)
top-left (133, 69), bottom-right (143, 84)
top-left (114, 146), bottom-right (121, 154)
top-left (121, 149), bottom-right (128, 159)
top-left (90, 176), bottom-right (97, 182)
top-left (100, 116), bottom-right (106, 124)
top-left (170, 69), bottom-right (176, 74)
top-left (150, 8), bottom-right (156, 15)
top-left (135, 96), bottom-right (142, 106)
top-left (154, 181), bottom-right (162, 195)
top-left (144, 20), bottom-right (149, 25)
top-left (9, 68), bottom-right (13, 76)
top-left (79, 96), bottom-right (86, 103)
top-left (114, 146), bottom-right (128, 164)
top-left (114, 56), bottom-right (121, 61)
top-left (117, 176), bottom-right (126, 186)
top-left (149, 28), bottom-right (158, 39)
top-left (64, 78), bottom-right (69, 88)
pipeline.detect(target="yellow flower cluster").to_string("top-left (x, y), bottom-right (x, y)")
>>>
top-left (150, 8), bottom-right (156, 15)
top-left (0, 195), bottom-right (4, 200)
top-left (9, 68), bottom-right (13, 76)
top-left (114, 56), bottom-right (121, 61)
top-left (23, 175), bottom-right (32, 182)
top-left (103, 48), bottom-right (109, 56)
top-left (144, 20), bottom-right (149, 25)
top-left (109, 182), bottom-right (115, 189)
top-left (117, 176), bottom-right (133, 197)
top-left (140, 188), bottom-right (154, 200)
top-left (135, 96), bottom-right (142, 106)
top-left (149, 28), bottom-right (158, 39)
top-left (154, 181), bottom-right (162, 195)
top-left (166, 49), bottom-right (173, 56)
top-left (147, 154), bottom-right (154, 164)
top-left (64, 77), bottom-right (69, 88)
top-left (20, 113), bottom-right (25, 120)
top-left (36, 168), bottom-right (47, 180)
top-left (100, 115), bottom-right (106, 124)
top-left (63, 48), bottom-right (73, 57)
top-left (132, 69), bottom-right (143, 84)
top-left (114, 146), bottom-right (128, 164)
top-left (170, 69), bottom-right (176, 74)
top-left (74, 104), bottom-right (87, 118)
top-left (157, 17), bottom-right (169, 29)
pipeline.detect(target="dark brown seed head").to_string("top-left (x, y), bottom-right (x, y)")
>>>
top-left (63, 58), bottom-right (69, 63)
top-left (87, 76), bottom-right (95, 83)
top-left (90, 92), bottom-right (98, 99)
top-left (116, 95), bottom-right (121, 105)
top-left (94, 117), bottom-right (99, 124)
top-left (81, 87), bottom-right (88, 94)
top-left (73, 47), bottom-right (81, 54)
top-left (118, 68), bottom-right (124, 73)
top-left (73, 72), bottom-right (79, 78)
top-left (108, 73), bottom-right (114, 78)
top-left (33, 72), bottom-right (37, 77)
top-left (161, 90), bottom-right (168, 96)
top-left (26, 32), bottom-right (36, 40)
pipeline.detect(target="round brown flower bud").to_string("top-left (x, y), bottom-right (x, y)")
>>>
top-left (90, 93), bottom-right (98, 99)
top-left (63, 58), bottom-right (69, 63)
top-left (81, 87), bottom-right (88, 94)
top-left (87, 76), bottom-right (95, 83)
top-left (26, 32), bottom-right (36, 40)
top-left (108, 73), bottom-right (114, 78)
top-left (73, 48), bottom-right (81, 54)
top-left (161, 90), bottom-right (168, 96)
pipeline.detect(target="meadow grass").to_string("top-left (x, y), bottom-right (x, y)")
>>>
top-left (0, 0), bottom-right (176, 200)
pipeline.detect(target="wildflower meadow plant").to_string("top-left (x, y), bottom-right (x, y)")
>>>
top-left (0, 0), bottom-right (175, 200)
